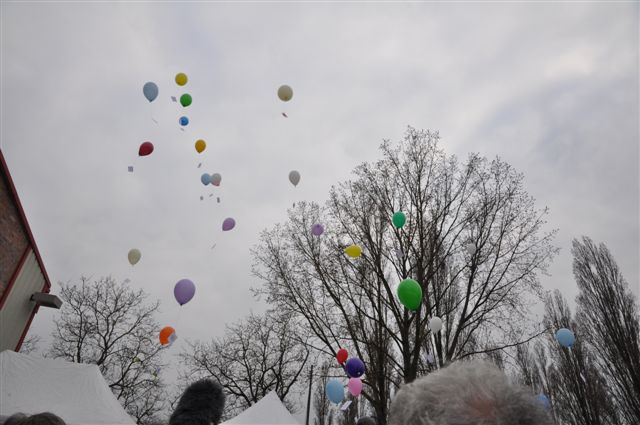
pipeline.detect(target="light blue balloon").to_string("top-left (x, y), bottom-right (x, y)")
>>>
top-left (143, 82), bottom-right (158, 102)
top-left (326, 379), bottom-right (344, 404)
top-left (201, 173), bottom-right (211, 185)
top-left (555, 328), bottom-right (575, 348)
top-left (179, 116), bottom-right (189, 126)
top-left (536, 394), bottom-right (551, 412)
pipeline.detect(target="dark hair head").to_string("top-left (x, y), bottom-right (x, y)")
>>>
top-left (16, 413), bottom-right (65, 425)
top-left (170, 379), bottom-right (225, 425)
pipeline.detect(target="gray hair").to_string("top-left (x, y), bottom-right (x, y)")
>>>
top-left (389, 361), bottom-right (552, 425)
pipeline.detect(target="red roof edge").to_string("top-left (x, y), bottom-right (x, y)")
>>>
top-left (0, 149), bottom-right (53, 293)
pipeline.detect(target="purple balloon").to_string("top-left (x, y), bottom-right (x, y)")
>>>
top-left (222, 217), bottom-right (236, 231)
top-left (345, 357), bottom-right (365, 378)
top-left (311, 223), bottom-right (324, 236)
top-left (174, 279), bottom-right (195, 306)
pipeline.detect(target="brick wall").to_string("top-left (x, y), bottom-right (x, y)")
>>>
top-left (0, 170), bottom-right (29, 299)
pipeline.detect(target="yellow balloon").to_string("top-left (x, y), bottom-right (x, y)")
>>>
top-left (195, 139), bottom-right (206, 153)
top-left (175, 73), bottom-right (188, 86)
top-left (344, 244), bottom-right (362, 258)
top-left (277, 85), bottom-right (293, 102)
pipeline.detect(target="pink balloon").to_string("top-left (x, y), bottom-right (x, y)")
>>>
top-left (347, 377), bottom-right (362, 396)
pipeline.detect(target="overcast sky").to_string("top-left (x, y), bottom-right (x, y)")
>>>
top-left (1, 0), bottom-right (638, 407)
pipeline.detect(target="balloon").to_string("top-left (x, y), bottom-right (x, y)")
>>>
top-left (345, 245), bottom-right (362, 258)
top-left (289, 170), bottom-right (300, 186)
top-left (180, 93), bottom-right (192, 107)
top-left (201, 173), bottom-right (211, 185)
top-left (179, 116), bottom-right (189, 126)
top-left (345, 358), bottom-right (365, 378)
top-left (277, 85), bottom-right (293, 102)
top-left (195, 139), bottom-right (206, 153)
top-left (336, 348), bottom-right (348, 364)
top-left (536, 394), bottom-right (551, 412)
top-left (222, 217), bottom-right (236, 231)
top-left (138, 142), bottom-right (154, 156)
top-left (392, 212), bottom-right (406, 229)
top-left (143, 82), bottom-right (158, 102)
top-left (397, 278), bottom-right (422, 310)
top-left (211, 173), bottom-right (222, 186)
top-left (128, 249), bottom-right (141, 266)
top-left (555, 328), bottom-right (576, 348)
top-left (465, 242), bottom-right (476, 256)
top-left (159, 326), bottom-right (175, 345)
top-left (175, 73), bottom-right (188, 86)
top-left (428, 316), bottom-right (442, 333)
top-left (325, 380), bottom-right (344, 404)
top-left (174, 279), bottom-right (196, 306)
top-left (311, 224), bottom-right (324, 236)
top-left (348, 377), bottom-right (363, 396)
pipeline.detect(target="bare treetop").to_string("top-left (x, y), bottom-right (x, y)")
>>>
top-left (252, 127), bottom-right (557, 424)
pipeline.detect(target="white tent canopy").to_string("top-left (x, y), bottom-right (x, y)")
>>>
top-left (0, 350), bottom-right (135, 425)
top-left (221, 391), bottom-right (300, 425)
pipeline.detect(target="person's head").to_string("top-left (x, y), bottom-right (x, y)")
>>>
top-left (170, 379), bottom-right (225, 425)
top-left (389, 361), bottom-right (552, 425)
top-left (7, 413), bottom-right (65, 425)
top-left (2, 413), bottom-right (27, 425)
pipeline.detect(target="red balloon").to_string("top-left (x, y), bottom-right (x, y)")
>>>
top-left (336, 348), bottom-right (348, 364)
top-left (139, 141), bottom-right (154, 156)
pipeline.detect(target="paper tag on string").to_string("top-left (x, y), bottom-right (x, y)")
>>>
top-left (128, 166), bottom-right (134, 172)
top-left (171, 96), bottom-right (177, 102)
top-left (340, 400), bottom-right (352, 411)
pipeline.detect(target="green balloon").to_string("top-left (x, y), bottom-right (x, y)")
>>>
top-left (180, 93), bottom-right (192, 107)
top-left (392, 212), bottom-right (406, 228)
top-left (397, 278), bottom-right (422, 310)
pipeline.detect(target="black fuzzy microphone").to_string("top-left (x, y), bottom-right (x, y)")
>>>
top-left (170, 379), bottom-right (226, 425)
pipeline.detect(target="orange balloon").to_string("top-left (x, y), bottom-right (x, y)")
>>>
top-left (159, 326), bottom-right (175, 345)
top-left (195, 139), bottom-right (206, 154)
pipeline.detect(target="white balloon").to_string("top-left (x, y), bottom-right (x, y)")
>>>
top-left (278, 85), bottom-right (293, 101)
top-left (211, 173), bottom-right (222, 186)
top-left (289, 170), bottom-right (301, 186)
top-left (465, 242), bottom-right (476, 256)
top-left (128, 248), bottom-right (141, 265)
top-left (428, 316), bottom-right (443, 333)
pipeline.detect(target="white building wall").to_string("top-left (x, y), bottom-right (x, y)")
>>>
top-left (0, 250), bottom-right (45, 351)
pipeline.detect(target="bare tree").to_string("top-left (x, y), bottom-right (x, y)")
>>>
top-left (252, 127), bottom-right (557, 424)
top-left (541, 290), bottom-right (617, 425)
top-left (49, 276), bottom-right (166, 425)
top-left (19, 334), bottom-right (41, 355)
top-left (179, 311), bottom-right (310, 420)
top-left (572, 237), bottom-right (640, 423)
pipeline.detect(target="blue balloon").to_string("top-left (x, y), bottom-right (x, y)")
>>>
top-left (143, 82), bottom-right (158, 102)
top-left (345, 358), bottom-right (365, 378)
top-left (179, 116), bottom-right (189, 126)
top-left (326, 379), bottom-right (344, 404)
top-left (536, 394), bottom-right (551, 412)
top-left (555, 328), bottom-right (576, 348)
top-left (201, 173), bottom-right (211, 185)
